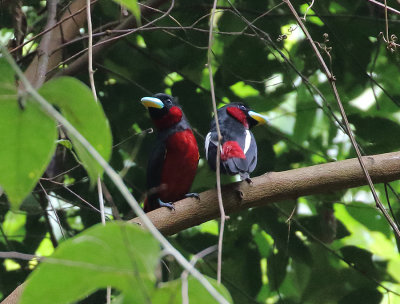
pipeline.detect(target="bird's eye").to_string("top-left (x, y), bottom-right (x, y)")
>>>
top-left (166, 98), bottom-right (172, 105)
top-left (239, 105), bottom-right (247, 111)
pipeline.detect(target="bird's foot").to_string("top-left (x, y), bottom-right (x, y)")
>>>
top-left (158, 199), bottom-right (175, 211)
top-left (185, 192), bottom-right (200, 200)
top-left (239, 172), bottom-right (252, 184)
top-left (245, 177), bottom-right (253, 185)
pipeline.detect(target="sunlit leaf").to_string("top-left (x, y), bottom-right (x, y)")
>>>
top-left (151, 275), bottom-right (233, 304)
top-left (0, 60), bottom-right (57, 209)
top-left (20, 222), bottom-right (160, 304)
top-left (39, 77), bottom-right (112, 185)
top-left (112, 0), bottom-right (141, 25)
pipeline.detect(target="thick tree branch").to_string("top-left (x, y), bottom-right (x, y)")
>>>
top-left (55, 0), bottom-right (170, 77)
top-left (131, 151), bottom-right (400, 235)
top-left (32, 0), bottom-right (59, 88)
top-left (24, 0), bottom-right (89, 84)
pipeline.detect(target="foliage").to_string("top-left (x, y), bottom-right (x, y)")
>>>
top-left (1, 0), bottom-right (400, 303)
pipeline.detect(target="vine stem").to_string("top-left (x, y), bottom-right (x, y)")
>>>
top-left (207, 0), bottom-right (226, 284)
top-left (283, 0), bottom-right (400, 239)
top-left (1, 47), bottom-right (229, 304)
top-left (85, 0), bottom-right (109, 302)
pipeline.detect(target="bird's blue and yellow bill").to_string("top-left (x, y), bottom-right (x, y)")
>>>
top-left (141, 97), bottom-right (164, 109)
top-left (248, 111), bottom-right (268, 125)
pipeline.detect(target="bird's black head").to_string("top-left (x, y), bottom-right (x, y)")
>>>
top-left (222, 102), bottom-right (268, 129)
top-left (141, 93), bottom-right (183, 130)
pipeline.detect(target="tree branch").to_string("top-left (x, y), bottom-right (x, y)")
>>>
top-left (24, 0), bottom-right (89, 84)
top-left (55, 0), bottom-right (170, 77)
top-left (131, 151), bottom-right (400, 235)
top-left (32, 0), bottom-right (59, 89)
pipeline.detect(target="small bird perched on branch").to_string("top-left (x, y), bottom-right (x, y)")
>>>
top-left (141, 93), bottom-right (199, 212)
top-left (205, 103), bottom-right (268, 182)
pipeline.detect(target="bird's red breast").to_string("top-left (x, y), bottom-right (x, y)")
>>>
top-left (158, 129), bottom-right (199, 202)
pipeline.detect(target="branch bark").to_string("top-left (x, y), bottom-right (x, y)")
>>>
top-left (24, 0), bottom-right (89, 84)
top-left (131, 151), bottom-right (400, 235)
top-left (55, 0), bottom-right (170, 77)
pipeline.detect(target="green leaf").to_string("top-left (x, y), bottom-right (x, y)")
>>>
top-left (20, 222), bottom-right (160, 304)
top-left (349, 114), bottom-right (400, 153)
top-left (267, 251), bottom-right (289, 291)
top-left (293, 86), bottom-right (317, 143)
top-left (39, 77), bottom-right (113, 185)
top-left (151, 275), bottom-right (233, 304)
top-left (338, 287), bottom-right (382, 304)
top-left (112, 0), bottom-right (141, 25)
top-left (0, 60), bottom-right (57, 209)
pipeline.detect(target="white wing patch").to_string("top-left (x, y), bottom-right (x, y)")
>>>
top-left (243, 130), bottom-right (251, 154)
top-left (205, 132), bottom-right (211, 160)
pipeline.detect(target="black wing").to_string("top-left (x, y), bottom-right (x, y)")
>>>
top-left (145, 134), bottom-right (167, 211)
top-left (221, 129), bottom-right (257, 177)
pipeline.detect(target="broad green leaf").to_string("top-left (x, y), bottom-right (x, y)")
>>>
top-left (39, 77), bottom-right (112, 185)
top-left (338, 287), bottom-right (382, 304)
top-left (293, 86), bottom-right (317, 143)
top-left (0, 59), bottom-right (57, 208)
top-left (20, 222), bottom-right (160, 304)
top-left (349, 114), bottom-right (400, 153)
top-left (151, 275), bottom-right (233, 304)
top-left (112, 0), bottom-right (141, 25)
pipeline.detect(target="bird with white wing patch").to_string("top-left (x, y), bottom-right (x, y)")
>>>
top-left (205, 103), bottom-right (268, 183)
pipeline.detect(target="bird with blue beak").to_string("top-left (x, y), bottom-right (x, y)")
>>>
top-left (141, 93), bottom-right (199, 212)
top-left (205, 103), bottom-right (268, 182)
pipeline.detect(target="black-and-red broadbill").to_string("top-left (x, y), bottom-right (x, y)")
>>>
top-left (205, 103), bottom-right (268, 181)
top-left (141, 93), bottom-right (199, 212)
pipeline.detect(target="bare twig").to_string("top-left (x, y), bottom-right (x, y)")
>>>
top-left (273, 204), bottom-right (400, 297)
top-left (38, 182), bottom-right (66, 240)
top-left (384, 0), bottom-right (389, 42)
top-left (283, 0), bottom-right (400, 239)
top-left (86, 0), bottom-right (109, 301)
top-left (208, 0), bottom-right (226, 285)
top-left (368, 0), bottom-right (400, 16)
top-left (302, 0), bottom-right (315, 21)
top-left (181, 245), bottom-right (218, 304)
top-left (2, 46), bottom-right (229, 304)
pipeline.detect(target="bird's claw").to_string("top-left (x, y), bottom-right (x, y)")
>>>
top-left (158, 199), bottom-right (175, 211)
top-left (185, 192), bottom-right (200, 200)
top-left (245, 177), bottom-right (253, 185)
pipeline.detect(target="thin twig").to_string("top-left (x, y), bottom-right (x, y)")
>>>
top-left (208, 0), bottom-right (226, 285)
top-left (273, 204), bottom-right (400, 297)
top-left (181, 245), bottom-right (218, 304)
top-left (86, 0), bottom-right (109, 301)
top-left (39, 182), bottom-right (66, 240)
top-left (33, 0), bottom-right (59, 88)
top-left (368, 0), bottom-right (400, 15)
top-left (302, 0), bottom-right (315, 21)
top-left (384, 0), bottom-right (390, 42)
top-left (283, 0), bottom-right (400, 239)
top-left (384, 183), bottom-right (400, 229)
top-left (2, 46), bottom-right (229, 304)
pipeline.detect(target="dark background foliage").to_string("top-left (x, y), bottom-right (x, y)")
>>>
top-left (1, 0), bottom-right (400, 303)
